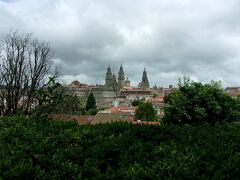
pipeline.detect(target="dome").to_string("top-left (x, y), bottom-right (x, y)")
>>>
top-left (125, 77), bottom-right (130, 83)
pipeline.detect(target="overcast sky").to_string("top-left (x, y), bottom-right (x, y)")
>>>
top-left (1, 0), bottom-right (240, 87)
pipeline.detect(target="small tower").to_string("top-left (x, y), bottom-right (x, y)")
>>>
top-left (124, 77), bottom-right (131, 87)
top-left (118, 64), bottom-right (125, 89)
top-left (139, 67), bottom-right (150, 88)
top-left (105, 65), bottom-right (113, 88)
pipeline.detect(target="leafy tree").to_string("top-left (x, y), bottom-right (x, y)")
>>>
top-left (163, 77), bottom-right (240, 125)
top-left (135, 101), bottom-right (157, 121)
top-left (86, 108), bottom-right (98, 115)
top-left (131, 100), bottom-right (140, 106)
top-left (132, 99), bottom-right (146, 106)
top-left (86, 93), bottom-right (96, 111)
top-left (34, 78), bottom-right (83, 117)
top-left (54, 90), bottom-right (83, 115)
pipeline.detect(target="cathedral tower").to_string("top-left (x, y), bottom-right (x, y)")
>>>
top-left (139, 67), bottom-right (150, 88)
top-left (112, 74), bottom-right (118, 97)
top-left (118, 64), bottom-right (125, 89)
top-left (105, 65), bottom-right (113, 88)
top-left (112, 74), bottom-right (117, 87)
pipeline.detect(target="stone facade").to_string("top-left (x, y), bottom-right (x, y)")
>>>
top-left (104, 64), bottom-right (130, 90)
top-left (67, 65), bottom-right (154, 107)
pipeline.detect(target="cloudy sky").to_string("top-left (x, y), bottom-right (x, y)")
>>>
top-left (1, 0), bottom-right (240, 87)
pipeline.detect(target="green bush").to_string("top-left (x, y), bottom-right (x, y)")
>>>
top-left (131, 99), bottom-right (141, 106)
top-left (163, 77), bottom-right (240, 125)
top-left (86, 93), bottom-right (96, 111)
top-left (34, 78), bottom-right (84, 117)
top-left (86, 108), bottom-right (98, 115)
top-left (1, 116), bottom-right (240, 179)
top-left (135, 101), bottom-right (157, 121)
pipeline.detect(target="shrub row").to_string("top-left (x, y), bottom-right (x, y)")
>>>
top-left (1, 116), bottom-right (240, 179)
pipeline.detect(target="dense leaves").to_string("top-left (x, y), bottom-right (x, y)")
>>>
top-left (34, 78), bottom-right (83, 117)
top-left (135, 101), bottom-right (157, 121)
top-left (131, 99), bottom-right (141, 106)
top-left (86, 93), bottom-right (96, 111)
top-left (1, 116), bottom-right (240, 179)
top-left (86, 108), bottom-right (98, 115)
top-left (163, 78), bottom-right (240, 125)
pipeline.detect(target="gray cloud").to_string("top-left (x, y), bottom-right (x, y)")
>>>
top-left (1, 0), bottom-right (240, 87)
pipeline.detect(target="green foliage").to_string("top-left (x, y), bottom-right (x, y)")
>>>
top-left (34, 78), bottom-right (63, 117)
top-left (1, 116), bottom-right (240, 178)
top-left (34, 78), bottom-right (83, 117)
top-left (135, 101), bottom-right (157, 121)
top-left (131, 99), bottom-right (143, 106)
top-left (131, 100), bottom-right (140, 106)
top-left (86, 108), bottom-right (98, 115)
top-left (55, 93), bottom-right (83, 115)
top-left (163, 77), bottom-right (240, 125)
top-left (86, 93), bottom-right (96, 111)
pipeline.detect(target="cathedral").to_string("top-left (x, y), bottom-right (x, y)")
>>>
top-left (104, 64), bottom-right (150, 90)
top-left (67, 64), bottom-right (153, 107)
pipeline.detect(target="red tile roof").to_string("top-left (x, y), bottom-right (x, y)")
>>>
top-left (151, 96), bottom-right (164, 103)
top-left (50, 114), bottom-right (94, 124)
top-left (132, 121), bottom-right (160, 125)
top-left (109, 106), bottom-right (136, 113)
top-left (91, 113), bottom-right (131, 124)
top-left (227, 91), bottom-right (240, 97)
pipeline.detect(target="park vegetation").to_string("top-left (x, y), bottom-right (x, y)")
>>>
top-left (1, 116), bottom-right (240, 179)
top-left (0, 31), bottom-right (84, 117)
top-left (163, 77), bottom-right (240, 125)
top-left (85, 93), bottom-right (98, 115)
top-left (135, 101), bottom-right (157, 121)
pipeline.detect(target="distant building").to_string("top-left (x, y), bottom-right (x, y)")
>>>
top-left (66, 65), bottom-right (179, 108)
top-left (120, 87), bottom-right (153, 99)
top-left (150, 96), bottom-right (165, 116)
top-left (91, 113), bottom-right (133, 124)
top-left (66, 65), bottom-right (155, 107)
top-left (164, 85), bottom-right (177, 96)
top-left (104, 64), bottom-right (131, 90)
top-left (226, 87), bottom-right (240, 97)
top-left (139, 67), bottom-right (150, 88)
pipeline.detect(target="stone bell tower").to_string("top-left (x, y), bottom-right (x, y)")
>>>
top-left (105, 65), bottom-right (113, 88)
top-left (139, 67), bottom-right (150, 88)
top-left (118, 64), bottom-right (125, 89)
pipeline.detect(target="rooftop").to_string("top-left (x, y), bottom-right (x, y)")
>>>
top-left (91, 113), bottom-right (131, 124)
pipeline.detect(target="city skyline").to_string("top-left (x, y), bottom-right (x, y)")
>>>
top-left (1, 0), bottom-right (240, 87)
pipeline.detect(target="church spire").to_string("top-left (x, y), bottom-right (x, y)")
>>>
top-left (118, 64), bottom-right (125, 81)
top-left (118, 64), bottom-right (125, 89)
top-left (142, 68), bottom-right (149, 83)
top-left (106, 65), bottom-right (112, 76)
top-left (139, 67), bottom-right (150, 88)
top-left (105, 65), bottom-right (113, 88)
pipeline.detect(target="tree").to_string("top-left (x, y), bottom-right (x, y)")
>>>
top-left (34, 78), bottom-right (84, 117)
top-left (0, 31), bottom-right (58, 116)
top-left (86, 93), bottom-right (96, 111)
top-left (55, 92), bottom-right (83, 115)
top-left (135, 101), bottom-right (157, 121)
top-left (131, 100), bottom-right (141, 106)
top-left (86, 108), bottom-right (98, 115)
top-left (163, 77), bottom-right (240, 125)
